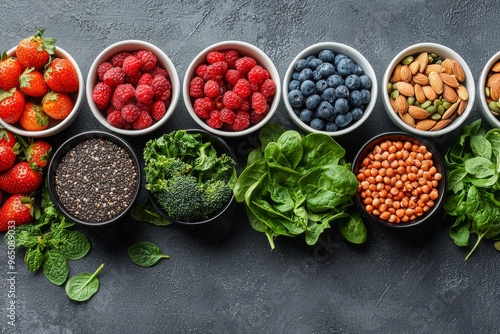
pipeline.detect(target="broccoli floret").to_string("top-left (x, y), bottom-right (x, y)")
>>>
top-left (163, 158), bottom-right (191, 178)
top-left (156, 175), bottom-right (205, 221)
top-left (201, 179), bottom-right (232, 218)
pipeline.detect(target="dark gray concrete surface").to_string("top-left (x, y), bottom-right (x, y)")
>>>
top-left (1, 0), bottom-right (499, 333)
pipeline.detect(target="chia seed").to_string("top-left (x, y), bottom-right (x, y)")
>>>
top-left (55, 139), bottom-right (138, 223)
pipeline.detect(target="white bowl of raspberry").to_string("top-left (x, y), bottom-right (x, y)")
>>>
top-left (183, 41), bottom-right (281, 137)
top-left (86, 40), bottom-right (180, 136)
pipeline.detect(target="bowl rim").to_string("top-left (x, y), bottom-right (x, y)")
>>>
top-left (47, 130), bottom-right (141, 226)
top-left (145, 128), bottom-right (237, 225)
top-left (382, 42), bottom-right (475, 137)
top-left (182, 40), bottom-right (281, 137)
top-left (85, 39), bottom-right (180, 136)
top-left (351, 131), bottom-right (447, 228)
top-left (282, 41), bottom-right (378, 137)
top-left (478, 50), bottom-right (500, 128)
top-left (0, 45), bottom-right (84, 137)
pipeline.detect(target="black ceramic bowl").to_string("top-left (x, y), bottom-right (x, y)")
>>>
top-left (352, 132), bottom-right (446, 228)
top-left (146, 129), bottom-right (237, 225)
top-left (47, 131), bottom-right (141, 226)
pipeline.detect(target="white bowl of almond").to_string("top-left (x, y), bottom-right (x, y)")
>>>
top-left (382, 43), bottom-right (475, 137)
top-left (478, 51), bottom-right (500, 128)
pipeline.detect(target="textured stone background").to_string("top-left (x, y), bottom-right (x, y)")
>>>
top-left (1, 0), bottom-right (499, 333)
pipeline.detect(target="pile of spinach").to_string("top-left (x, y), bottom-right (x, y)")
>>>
top-left (444, 119), bottom-right (500, 260)
top-left (234, 123), bottom-right (366, 249)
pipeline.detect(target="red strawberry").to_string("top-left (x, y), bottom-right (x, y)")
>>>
top-left (16, 28), bottom-right (56, 71)
top-left (19, 102), bottom-right (50, 131)
top-left (0, 88), bottom-right (25, 124)
top-left (0, 128), bottom-right (16, 148)
top-left (19, 67), bottom-right (48, 97)
top-left (26, 140), bottom-right (52, 169)
top-left (0, 51), bottom-right (22, 91)
top-left (42, 91), bottom-right (73, 119)
top-left (0, 194), bottom-right (35, 231)
top-left (0, 145), bottom-right (17, 172)
top-left (44, 58), bottom-right (79, 93)
top-left (0, 161), bottom-right (43, 194)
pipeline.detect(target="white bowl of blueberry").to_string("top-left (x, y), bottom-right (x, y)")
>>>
top-left (283, 42), bottom-right (377, 136)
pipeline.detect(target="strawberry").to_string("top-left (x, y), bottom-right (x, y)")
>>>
top-left (0, 51), bottom-right (22, 91)
top-left (0, 161), bottom-right (43, 194)
top-left (0, 144), bottom-right (17, 172)
top-left (26, 140), bottom-right (52, 169)
top-left (44, 58), bottom-right (79, 93)
top-left (0, 194), bottom-right (35, 231)
top-left (0, 128), bottom-right (16, 148)
top-left (0, 88), bottom-right (25, 124)
top-left (16, 28), bottom-right (56, 71)
top-left (19, 67), bottom-right (48, 97)
top-left (42, 91), bottom-right (73, 119)
top-left (19, 102), bottom-right (49, 131)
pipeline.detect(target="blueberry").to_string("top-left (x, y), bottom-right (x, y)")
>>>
top-left (306, 94), bottom-right (321, 109)
top-left (306, 55), bottom-right (316, 63)
top-left (360, 89), bottom-right (371, 104)
top-left (335, 85), bottom-right (350, 99)
top-left (356, 65), bottom-right (364, 76)
top-left (310, 118), bottom-right (326, 130)
top-left (334, 54), bottom-right (348, 67)
top-left (321, 88), bottom-right (336, 104)
top-left (360, 75), bottom-right (372, 90)
top-left (292, 72), bottom-right (300, 80)
top-left (351, 108), bottom-right (363, 121)
top-left (300, 80), bottom-right (316, 97)
top-left (300, 109), bottom-right (315, 123)
top-left (309, 57), bottom-right (323, 69)
top-left (345, 75), bottom-right (361, 90)
top-left (327, 74), bottom-right (344, 88)
top-left (337, 58), bottom-right (357, 78)
top-left (349, 90), bottom-right (362, 107)
top-left (335, 98), bottom-right (349, 114)
top-left (293, 107), bottom-right (301, 117)
top-left (335, 112), bottom-right (353, 128)
top-left (315, 80), bottom-right (328, 94)
top-left (299, 68), bottom-right (314, 82)
top-left (318, 62), bottom-right (336, 78)
top-left (325, 122), bottom-right (339, 132)
top-left (317, 101), bottom-right (334, 119)
top-left (319, 50), bottom-right (335, 63)
top-left (289, 79), bottom-right (301, 91)
top-left (288, 89), bottom-right (304, 108)
top-left (313, 70), bottom-right (322, 81)
top-left (294, 59), bottom-right (309, 72)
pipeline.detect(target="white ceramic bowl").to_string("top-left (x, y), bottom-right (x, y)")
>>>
top-left (382, 43), bottom-right (475, 137)
top-left (0, 46), bottom-right (84, 137)
top-left (183, 41), bottom-right (281, 137)
top-left (478, 51), bottom-right (500, 129)
top-left (282, 42), bottom-right (378, 137)
top-left (86, 40), bottom-right (180, 136)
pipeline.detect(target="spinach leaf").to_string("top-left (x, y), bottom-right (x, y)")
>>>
top-left (43, 249), bottom-right (69, 285)
top-left (449, 216), bottom-right (470, 246)
top-left (443, 190), bottom-right (466, 216)
top-left (265, 142), bottom-right (291, 168)
top-left (447, 168), bottom-right (468, 193)
top-left (259, 122), bottom-right (285, 150)
top-left (128, 242), bottom-right (169, 267)
top-left (338, 211), bottom-right (368, 244)
top-left (246, 206), bottom-right (276, 249)
top-left (65, 264), bottom-right (104, 302)
top-left (470, 135), bottom-right (492, 160)
top-left (247, 148), bottom-right (264, 165)
top-left (465, 186), bottom-right (500, 231)
top-left (464, 157), bottom-right (496, 179)
top-left (53, 231), bottom-right (91, 260)
top-left (299, 133), bottom-right (345, 169)
top-left (277, 131), bottom-right (303, 169)
top-left (266, 182), bottom-right (294, 213)
top-left (233, 161), bottom-right (268, 203)
top-left (131, 198), bottom-right (172, 226)
top-left (305, 211), bottom-right (349, 245)
top-left (25, 246), bottom-right (44, 272)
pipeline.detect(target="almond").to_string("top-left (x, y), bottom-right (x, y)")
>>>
top-left (422, 85), bottom-right (438, 100)
top-left (492, 61), bottom-right (500, 73)
top-left (491, 81), bottom-right (500, 101)
top-left (458, 99), bottom-right (467, 115)
top-left (409, 61), bottom-right (420, 75)
top-left (416, 119), bottom-right (437, 131)
top-left (430, 119), bottom-right (452, 131)
top-left (416, 52), bottom-right (428, 73)
top-left (438, 73), bottom-right (459, 88)
top-left (390, 64), bottom-right (403, 82)
top-left (399, 111), bottom-right (415, 127)
top-left (456, 84), bottom-right (468, 101)
top-left (412, 73), bottom-right (429, 86)
top-left (442, 100), bottom-right (460, 120)
top-left (442, 84), bottom-right (458, 103)
top-left (389, 97), bottom-right (397, 111)
top-left (397, 81), bottom-right (415, 97)
top-left (401, 65), bottom-right (412, 83)
top-left (408, 106), bottom-right (430, 120)
top-left (441, 58), bottom-right (454, 75)
top-left (487, 73), bottom-right (500, 87)
top-left (424, 64), bottom-right (445, 76)
top-left (428, 72), bottom-right (443, 95)
top-left (395, 94), bottom-right (409, 113)
top-left (452, 60), bottom-right (466, 82)
top-left (414, 84), bottom-right (426, 103)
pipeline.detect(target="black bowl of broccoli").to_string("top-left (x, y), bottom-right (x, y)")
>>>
top-left (145, 129), bottom-right (237, 225)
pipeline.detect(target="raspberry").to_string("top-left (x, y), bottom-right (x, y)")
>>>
top-left (204, 61), bottom-right (228, 81)
top-left (111, 52), bottom-right (132, 67)
top-left (113, 84), bottom-right (135, 103)
top-left (249, 109), bottom-right (267, 125)
top-left (219, 108), bottom-right (236, 124)
top-left (135, 84), bottom-right (154, 103)
top-left (122, 122), bottom-right (132, 130)
top-left (137, 50), bottom-right (157, 71)
top-left (250, 82), bottom-right (260, 92)
top-left (107, 110), bottom-right (125, 128)
top-left (207, 51), bottom-right (225, 64)
top-left (196, 64), bottom-right (207, 78)
top-left (233, 79), bottom-right (252, 98)
top-left (251, 92), bottom-right (267, 114)
top-left (111, 95), bottom-right (131, 111)
top-left (189, 77), bottom-right (205, 98)
top-left (235, 56), bottom-right (256, 74)
top-left (138, 73), bottom-right (153, 86)
top-left (224, 69), bottom-right (240, 86)
top-left (206, 110), bottom-right (222, 129)
top-left (224, 50), bottom-right (239, 69)
top-left (236, 110), bottom-right (250, 120)
top-left (238, 98), bottom-right (251, 112)
top-left (193, 97), bottom-right (214, 119)
top-left (223, 91), bottom-right (241, 110)
top-left (97, 62), bottom-right (113, 80)
top-left (125, 73), bottom-right (142, 86)
top-left (156, 88), bottom-right (171, 102)
top-left (121, 104), bottom-right (140, 123)
top-left (92, 82), bottom-right (112, 109)
top-left (133, 111), bottom-right (153, 130)
top-left (232, 112), bottom-right (250, 131)
top-left (152, 75), bottom-right (171, 97)
top-left (204, 80), bottom-right (220, 98)
top-left (260, 78), bottom-right (276, 97)
top-left (103, 67), bottom-right (125, 87)
top-left (247, 65), bottom-right (269, 85)
top-left (123, 56), bottom-right (141, 76)
top-left (151, 101), bottom-right (166, 120)
top-left (150, 66), bottom-right (168, 78)
top-left (136, 101), bottom-right (153, 112)
top-left (132, 51), bottom-right (139, 57)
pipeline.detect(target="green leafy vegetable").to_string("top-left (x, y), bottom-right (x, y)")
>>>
top-left (43, 249), bottom-right (69, 285)
top-left (130, 198), bottom-right (172, 226)
top-left (65, 264), bottom-right (104, 302)
top-left (128, 242), bottom-right (169, 267)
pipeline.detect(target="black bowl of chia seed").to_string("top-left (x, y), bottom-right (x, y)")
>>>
top-left (47, 131), bottom-right (141, 226)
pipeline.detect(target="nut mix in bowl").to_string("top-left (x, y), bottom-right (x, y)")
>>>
top-left (479, 51), bottom-right (500, 128)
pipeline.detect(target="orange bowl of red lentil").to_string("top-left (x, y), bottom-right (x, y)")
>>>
top-left (352, 132), bottom-right (446, 228)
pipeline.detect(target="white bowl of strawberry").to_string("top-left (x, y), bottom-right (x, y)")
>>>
top-left (86, 40), bottom-right (180, 136)
top-left (183, 41), bottom-right (281, 137)
top-left (0, 29), bottom-right (84, 138)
